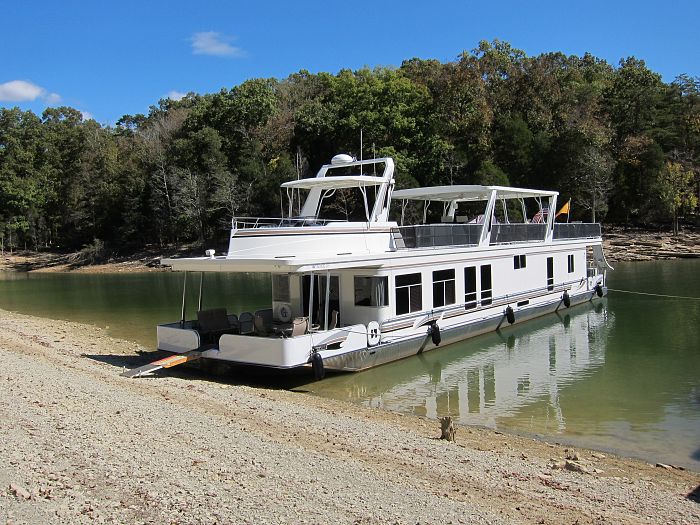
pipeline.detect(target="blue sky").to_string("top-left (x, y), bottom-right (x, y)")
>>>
top-left (2, 0), bottom-right (698, 124)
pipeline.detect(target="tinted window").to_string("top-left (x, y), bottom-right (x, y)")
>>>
top-left (395, 273), bottom-right (422, 314)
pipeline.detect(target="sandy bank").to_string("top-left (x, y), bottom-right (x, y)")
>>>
top-left (0, 309), bottom-right (698, 524)
top-left (0, 251), bottom-right (163, 274)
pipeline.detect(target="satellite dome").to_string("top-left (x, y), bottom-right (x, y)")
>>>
top-left (331, 153), bottom-right (354, 165)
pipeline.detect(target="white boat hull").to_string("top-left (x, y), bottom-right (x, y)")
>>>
top-left (157, 286), bottom-right (606, 373)
top-left (323, 287), bottom-right (606, 371)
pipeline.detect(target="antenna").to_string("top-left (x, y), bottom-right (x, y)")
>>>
top-left (295, 148), bottom-right (302, 215)
top-left (373, 143), bottom-right (376, 176)
top-left (360, 128), bottom-right (363, 175)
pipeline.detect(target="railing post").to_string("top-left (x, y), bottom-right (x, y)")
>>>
top-left (197, 272), bottom-right (204, 313)
top-left (545, 195), bottom-right (557, 243)
top-left (479, 190), bottom-right (498, 247)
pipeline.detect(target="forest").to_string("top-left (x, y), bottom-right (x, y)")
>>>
top-left (1, 40), bottom-right (698, 255)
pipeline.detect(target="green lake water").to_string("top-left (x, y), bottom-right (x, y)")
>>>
top-left (0, 260), bottom-right (698, 470)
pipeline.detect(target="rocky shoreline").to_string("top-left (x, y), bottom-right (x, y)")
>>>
top-left (602, 227), bottom-right (700, 262)
top-left (0, 308), bottom-right (698, 524)
top-left (0, 228), bottom-right (698, 273)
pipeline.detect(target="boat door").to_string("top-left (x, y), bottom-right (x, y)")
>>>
top-left (301, 274), bottom-right (340, 329)
top-left (546, 257), bottom-right (554, 291)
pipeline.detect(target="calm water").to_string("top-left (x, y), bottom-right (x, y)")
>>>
top-left (0, 261), bottom-right (698, 469)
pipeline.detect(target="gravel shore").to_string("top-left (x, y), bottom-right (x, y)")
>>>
top-left (1, 308), bottom-right (698, 524)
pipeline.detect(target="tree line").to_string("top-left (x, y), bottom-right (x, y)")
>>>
top-left (1, 40), bottom-right (698, 254)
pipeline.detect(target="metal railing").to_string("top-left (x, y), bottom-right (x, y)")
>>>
top-left (232, 217), bottom-right (346, 229)
top-left (396, 224), bottom-right (482, 249)
top-left (394, 221), bottom-right (602, 249)
top-left (553, 223), bottom-right (601, 240)
top-left (490, 224), bottom-right (547, 244)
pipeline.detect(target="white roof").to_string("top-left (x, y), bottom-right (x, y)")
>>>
top-left (281, 175), bottom-right (390, 190)
top-left (161, 255), bottom-right (384, 273)
top-left (392, 185), bottom-right (558, 201)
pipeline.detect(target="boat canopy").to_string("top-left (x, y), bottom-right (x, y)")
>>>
top-left (392, 185), bottom-right (558, 202)
top-left (161, 253), bottom-right (386, 273)
top-left (281, 175), bottom-right (391, 190)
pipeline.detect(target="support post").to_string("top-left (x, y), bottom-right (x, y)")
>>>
top-left (197, 272), bottom-right (204, 313)
top-left (324, 270), bottom-right (331, 330)
top-left (308, 271), bottom-right (314, 327)
top-left (180, 272), bottom-right (188, 328)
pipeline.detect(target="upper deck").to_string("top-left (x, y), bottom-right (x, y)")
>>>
top-left (163, 156), bottom-right (602, 273)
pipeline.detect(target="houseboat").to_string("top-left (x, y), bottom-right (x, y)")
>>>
top-left (152, 155), bottom-right (611, 379)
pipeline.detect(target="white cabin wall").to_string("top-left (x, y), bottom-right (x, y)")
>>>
top-left (489, 256), bottom-right (520, 301)
top-left (576, 250), bottom-right (587, 282)
top-left (291, 242), bottom-right (593, 329)
top-left (339, 270), bottom-right (393, 326)
top-left (228, 228), bottom-right (396, 258)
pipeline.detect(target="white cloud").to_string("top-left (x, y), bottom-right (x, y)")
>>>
top-left (190, 31), bottom-right (244, 57)
top-left (45, 92), bottom-right (62, 104)
top-left (80, 111), bottom-right (94, 121)
top-left (167, 90), bottom-right (187, 101)
top-left (0, 80), bottom-right (45, 102)
top-left (0, 80), bottom-right (62, 104)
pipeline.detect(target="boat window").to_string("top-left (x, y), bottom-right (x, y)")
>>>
top-left (354, 276), bottom-right (389, 307)
top-left (513, 255), bottom-right (526, 270)
top-left (547, 257), bottom-right (554, 291)
top-left (432, 269), bottom-right (455, 307)
top-left (465, 266), bottom-right (477, 309)
top-left (395, 273), bottom-right (422, 315)
top-left (480, 265), bottom-right (492, 306)
top-left (272, 274), bottom-right (290, 303)
top-left (567, 254), bottom-right (574, 273)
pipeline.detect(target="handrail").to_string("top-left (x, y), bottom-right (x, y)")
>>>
top-left (232, 217), bottom-right (347, 229)
top-left (553, 223), bottom-right (601, 239)
top-left (490, 223), bottom-right (547, 244)
top-left (394, 224), bottom-right (482, 249)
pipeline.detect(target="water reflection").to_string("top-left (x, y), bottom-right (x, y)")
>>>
top-left (0, 271), bottom-right (270, 347)
top-left (308, 260), bottom-right (700, 469)
top-left (312, 304), bottom-right (611, 434)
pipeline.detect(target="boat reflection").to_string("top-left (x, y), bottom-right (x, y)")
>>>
top-left (311, 302), bottom-right (612, 431)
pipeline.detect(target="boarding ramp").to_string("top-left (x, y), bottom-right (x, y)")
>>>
top-left (121, 350), bottom-right (202, 378)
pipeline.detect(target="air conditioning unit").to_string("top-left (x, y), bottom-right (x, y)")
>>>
top-left (273, 302), bottom-right (292, 323)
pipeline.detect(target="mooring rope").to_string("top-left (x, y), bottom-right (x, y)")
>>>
top-left (607, 288), bottom-right (700, 301)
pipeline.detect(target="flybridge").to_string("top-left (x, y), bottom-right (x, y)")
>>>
top-left (279, 156), bottom-right (395, 224)
top-left (161, 155), bottom-right (601, 271)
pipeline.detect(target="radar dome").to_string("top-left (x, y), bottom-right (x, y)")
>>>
top-left (331, 153), bottom-right (354, 165)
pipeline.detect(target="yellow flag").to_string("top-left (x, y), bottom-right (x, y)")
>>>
top-left (556, 199), bottom-right (571, 217)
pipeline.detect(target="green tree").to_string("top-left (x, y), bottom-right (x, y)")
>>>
top-left (659, 161), bottom-right (698, 233)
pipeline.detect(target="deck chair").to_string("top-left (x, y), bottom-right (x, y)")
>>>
top-left (289, 317), bottom-right (308, 337)
top-left (227, 313), bottom-right (240, 333)
top-left (328, 310), bottom-right (339, 330)
top-left (239, 312), bottom-right (254, 335)
top-left (197, 308), bottom-right (235, 344)
top-left (254, 313), bottom-right (269, 336)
